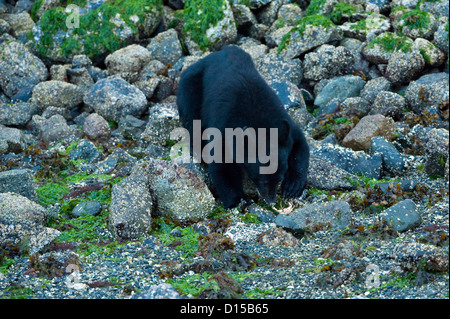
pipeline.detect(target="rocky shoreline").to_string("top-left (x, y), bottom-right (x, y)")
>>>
top-left (0, 0), bottom-right (449, 299)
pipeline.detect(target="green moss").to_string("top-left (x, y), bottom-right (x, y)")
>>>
top-left (183, 0), bottom-right (226, 50)
top-left (445, 22), bottom-right (449, 41)
top-left (0, 257), bottom-right (15, 275)
top-left (367, 32), bottom-right (413, 53)
top-left (305, 0), bottom-right (327, 16)
top-left (36, 182), bottom-right (70, 206)
top-left (350, 18), bottom-right (370, 32)
top-left (240, 213), bottom-right (260, 224)
top-left (151, 218), bottom-right (200, 258)
top-left (278, 14), bottom-right (334, 53)
top-left (330, 2), bottom-right (356, 24)
top-left (31, 0), bottom-right (162, 59)
top-left (30, 0), bottom-right (44, 21)
top-left (168, 272), bottom-right (219, 297)
top-left (397, 9), bottom-right (432, 33)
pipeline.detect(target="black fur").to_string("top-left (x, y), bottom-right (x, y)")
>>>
top-left (177, 46), bottom-right (309, 208)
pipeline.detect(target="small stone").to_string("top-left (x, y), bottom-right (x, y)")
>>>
top-left (83, 113), bottom-right (110, 141)
top-left (385, 50), bottom-right (425, 84)
top-left (0, 169), bottom-right (37, 202)
top-left (31, 80), bottom-right (84, 110)
top-left (147, 29), bottom-right (183, 65)
top-left (83, 78), bottom-right (148, 122)
top-left (105, 44), bottom-right (152, 83)
top-left (369, 136), bottom-right (406, 174)
top-left (380, 199), bottom-right (420, 232)
top-left (342, 114), bottom-right (395, 151)
top-left (71, 201), bottom-right (102, 218)
top-left (314, 75), bottom-right (366, 107)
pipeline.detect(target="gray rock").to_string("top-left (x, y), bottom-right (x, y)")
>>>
top-left (71, 201), bottom-right (102, 218)
top-left (256, 0), bottom-right (284, 26)
top-left (289, 201), bottom-right (353, 233)
top-left (144, 159), bottom-right (216, 222)
top-left (424, 128), bottom-right (448, 176)
top-left (69, 139), bottom-right (100, 163)
top-left (0, 169), bottom-right (37, 202)
top-left (369, 136), bottom-right (406, 174)
top-left (31, 80), bottom-right (84, 110)
top-left (392, 242), bottom-right (449, 273)
top-left (265, 26), bottom-right (293, 48)
top-left (342, 114), bottom-right (395, 151)
top-left (360, 76), bottom-right (392, 104)
top-left (405, 72), bottom-right (449, 114)
top-left (118, 115), bottom-right (147, 140)
top-left (133, 77), bottom-right (160, 100)
top-left (1, 11), bottom-right (34, 40)
top-left (130, 283), bottom-right (182, 299)
top-left (41, 106), bottom-right (72, 120)
top-left (287, 106), bottom-right (314, 129)
top-left (339, 13), bottom-right (390, 41)
top-left (434, 22), bottom-right (449, 55)
top-left (373, 179), bottom-right (418, 193)
top-left (248, 204), bottom-right (276, 223)
top-left (0, 125), bottom-right (25, 153)
top-left (277, 3), bottom-right (304, 26)
top-left (141, 103), bottom-right (180, 146)
top-left (255, 53), bottom-right (303, 86)
top-left (0, 139), bottom-right (7, 155)
top-left (268, 81), bottom-right (306, 109)
top-left (147, 29), bottom-right (183, 65)
top-left (312, 142), bottom-right (382, 179)
top-left (339, 97), bottom-right (371, 118)
top-left (362, 32), bottom-right (414, 65)
top-left (314, 75), bottom-right (366, 107)
top-left (0, 41), bottom-right (48, 98)
top-left (275, 214), bottom-right (304, 237)
top-left (380, 199), bottom-right (420, 232)
top-left (36, 114), bottom-right (79, 143)
top-left (83, 78), bottom-right (148, 122)
top-left (92, 148), bottom-right (136, 175)
top-left (105, 44), bottom-right (152, 83)
top-left (232, 3), bottom-right (257, 33)
top-left (279, 19), bottom-right (343, 59)
top-left (108, 166), bottom-right (153, 240)
top-left (0, 223), bottom-right (60, 255)
top-left (0, 102), bottom-right (39, 126)
top-left (419, 0), bottom-right (449, 18)
top-left (0, 192), bottom-right (47, 226)
top-left (412, 38), bottom-right (446, 67)
top-left (83, 113), bottom-right (110, 141)
top-left (236, 39), bottom-right (268, 61)
top-left (303, 45), bottom-right (355, 81)
top-left (307, 155), bottom-right (362, 190)
top-left (370, 91), bottom-right (406, 119)
top-left (67, 67), bottom-right (95, 93)
top-left (385, 49), bottom-right (425, 84)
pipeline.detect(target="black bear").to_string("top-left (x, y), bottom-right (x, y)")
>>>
top-left (177, 46), bottom-right (309, 208)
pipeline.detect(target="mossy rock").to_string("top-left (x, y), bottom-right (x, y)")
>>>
top-left (28, 0), bottom-right (163, 63)
top-left (277, 14), bottom-right (342, 58)
top-left (339, 13), bottom-right (391, 41)
top-left (182, 0), bottom-right (237, 53)
top-left (362, 32), bottom-right (414, 64)
top-left (393, 8), bottom-right (438, 40)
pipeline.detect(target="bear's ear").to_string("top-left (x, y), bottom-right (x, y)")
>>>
top-left (278, 119), bottom-right (290, 144)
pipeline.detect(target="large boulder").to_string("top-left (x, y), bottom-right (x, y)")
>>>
top-left (83, 78), bottom-right (148, 122)
top-left (0, 41), bottom-right (48, 98)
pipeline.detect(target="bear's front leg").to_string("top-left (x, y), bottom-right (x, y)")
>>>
top-left (208, 162), bottom-right (245, 209)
